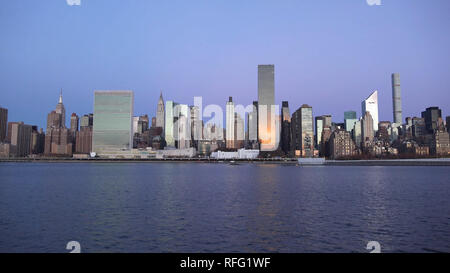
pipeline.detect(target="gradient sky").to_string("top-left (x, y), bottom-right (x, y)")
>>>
top-left (1, 0), bottom-right (449, 129)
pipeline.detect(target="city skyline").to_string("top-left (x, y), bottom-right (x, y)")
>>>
top-left (1, 0), bottom-right (450, 129)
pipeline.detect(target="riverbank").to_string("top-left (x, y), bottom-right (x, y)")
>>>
top-left (1, 157), bottom-right (450, 166)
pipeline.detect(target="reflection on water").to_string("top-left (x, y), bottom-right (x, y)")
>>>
top-left (0, 163), bottom-right (449, 253)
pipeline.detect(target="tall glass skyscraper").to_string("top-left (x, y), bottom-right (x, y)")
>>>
top-left (258, 64), bottom-right (277, 151)
top-left (0, 107), bottom-right (7, 143)
top-left (344, 111), bottom-right (358, 132)
top-left (362, 90), bottom-right (379, 132)
top-left (165, 100), bottom-right (177, 147)
top-left (92, 91), bottom-right (134, 153)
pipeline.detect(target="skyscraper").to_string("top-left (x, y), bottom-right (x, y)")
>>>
top-left (8, 122), bottom-right (32, 157)
top-left (344, 111), bottom-right (358, 133)
top-left (70, 113), bottom-right (79, 133)
top-left (352, 119), bottom-right (362, 148)
top-left (80, 114), bottom-right (94, 128)
top-left (392, 73), bottom-right (403, 124)
top-left (421, 107), bottom-right (442, 134)
top-left (291, 105), bottom-right (314, 158)
top-left (315, 115), bottom-right (331, 148)
top-left (280, 101), bottom-right (291, 154)
top-left (361, 111), bottom-right (374, 147)
top-left (92, 90), bottom-right (134, 153)
top-left (156, 91), bottom-right (165, 130)
top-left (234, 112), bottom-right (245, 149)
top-left (45, 93), bottom-right (72, 156)
top-left (165, 100), bottom-right (177, 147)
top-left (76, 114), bottom-right (93, 154)
top-left (258, 64), bottom-right (277, 151)
top-left (190, 105), bottom-right (202, 147)
top-left (0, 107), bottom-right (7, 143)
top-left (226, 97), bottom-right (235, 149)
top-left (362, 90), bottom-right (379, 132)
top-left (55, 90), bottom-right (66, 128)
top-left (315, 117), bottom-right (324, 148)
top-left (246, 101), bottom-right (258, 149)
top-left (446, 116), bottom-right (450, 133)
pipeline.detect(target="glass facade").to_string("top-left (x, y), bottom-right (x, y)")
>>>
top-left (300, 106), bottom-right (314, 157)
top-left (93, 91), bottom-right (134, 153)
top-left (165, 101), bottom-right (176, 147)
top-left (258, 64), bottom-right (277, 151)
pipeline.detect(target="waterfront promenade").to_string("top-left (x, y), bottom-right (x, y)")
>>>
top-left (1, 157), bottom-right (450, 166)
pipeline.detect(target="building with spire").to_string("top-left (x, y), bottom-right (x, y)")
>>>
top-left (55, 90), bottom-right (66, 128)
top-left (44, 91), bottom-right (72, 156)
top-left (156, 91), bottom-right (165, 131)
top-left (226, 97), bottom-right (235, 149)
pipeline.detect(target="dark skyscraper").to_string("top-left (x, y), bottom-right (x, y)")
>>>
top-left (8, 122), bottom-right (32, 157)
top-left (280, 101), bottom-right (291, 154)
top-left (446, 116), bottom-right (450, 133)
top-left (0, 107), bottom-right (7, 143)
top-left (421, 107), bottom-right (442, 134)
top-left (392, 73), bottom-right (403, 124)
top-left (291, 105), bottom-right (314, 158)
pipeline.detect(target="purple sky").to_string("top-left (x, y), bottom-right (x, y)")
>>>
top-left (1, 0), bottom-right (449, 129)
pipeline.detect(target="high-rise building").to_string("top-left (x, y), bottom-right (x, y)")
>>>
top-left (173, 104), bottom-right (189, 149)
top-left (189, 106), bottom-right (202, 148)
top-left (344, 111), bottom-right (358, 133)
top-left (47, 111), bottom-right (63, 130)
top-left (8, 122), bottom-right (32, 157)
top-left (446, 116), bottom-right (450, 133)
top-left (76, 113), bottom-right (93, 154)
top-left (226, 97), bottom-right (235, 149)
top-left (291, 105), bottom-right (314, 158)
top-left (362, 90), bottom-right (379, 132)
top-left (156, 91), bottom-right (165, 130)
top-left (315, 115), bottom-right (332, 149)
top-left (234, 113), bottom-right (245, 149)
top-left (352, 119), bottom-right (362, 148)
top-left (392, 73), bottom-right (402, 124)
top-left (344, 111), bottom-right (357, 120)
top-left (0, 107), bottom-right (7, 143)
top-left (329, 129), bottom-right (357, 159)
top-left (44, 93), bottom-right (73, 156)
top-left (315, 117), bottom-right (324, 148)
top-left (70, 113), bottom-right (79, 133)
top-left (164, 100), bottom-right (177, 147)
top-left (132, 116), bottom-right (140, 135)
top-left (92, 90), bottom-right (134, 153)
top-left (247, 101), bottom-right (258, 149)
top-left (55, 90), bottom-right (66, 128)
top-left (31, 126), bottom-right (45, 155)
top-left (421, 107), bottom-right (442, 134)
top-left (361, 111), bottom-right (374, 147)
top-left (412, 117), bottom-right (426, 138)
top-left (280, 101), bottom-right (291, 154)
top-left (258, 64), bottom-right (277, 151)
top-left (80, 114), bottom-right (94, 128)
top-left (377, 121), bottom-right (391, 142)
top-left (431, 130), bottom-right (450, 156)
top-left (139, 115), bottom-right (149, 133)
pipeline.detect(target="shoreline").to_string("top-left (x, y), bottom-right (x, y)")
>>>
top-left (1, 158), bottom-right (450, 166)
